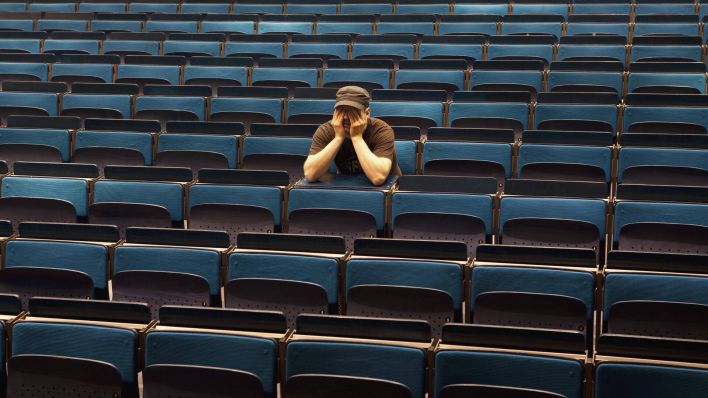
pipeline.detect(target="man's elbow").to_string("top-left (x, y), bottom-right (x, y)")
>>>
top-left (303, 169), bottom-right (318, 182)
top-left (370, 174), bottom-right (387, 186)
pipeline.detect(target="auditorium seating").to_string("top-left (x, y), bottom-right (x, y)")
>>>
top-left (0, 0), bottom-right (706, 395)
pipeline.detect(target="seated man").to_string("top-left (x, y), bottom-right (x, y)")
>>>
top-left (304, 86), bottom-right (401, 186)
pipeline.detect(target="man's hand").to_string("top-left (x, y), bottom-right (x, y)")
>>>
top-left (331, 109), bottom-right (346, 140)
top-left (349, 109), bottom-right (367, 139)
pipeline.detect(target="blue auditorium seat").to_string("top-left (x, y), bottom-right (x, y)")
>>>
top-left (627, 62), bottom-right (706, 94)
top-left (0, 62), bottom-right (47, 82)
top-left (622, 94), bottom-right (708, 134)
top-left (146, 20), bottom-right (199, 34)
top-left (595, 363), bottom-right (708, 398)
top-left (513, 2), bottom-right (569, 17)
top-left (423, 141), bottom-right (512, 186)
top-left (341, 2), bottom-right (392, 14)
top-left (210, 93), bottom-right (284, 125)
top-left (470, 60), bottom-right (544, 95)
top-left (43, 39), bottom-right (99, 55)
top-left (252, 58), bottom-right (321, 92)
top-left (74, 129), bottom-right (153, 166)
top-left (518, 144), bottom-right (612, 183)
top-left (61, 93), bottom-right (131, 119)
top-left (241, 134), bottom-right (312, 181)
top-left (631, 36), bottom-right (702, 63)
top-left (617, 147), bottom-right (708, 186)
top-left (501, 15), bottom-right (564, 38)
top-left (11, 321), bottom-right (139, 397)
top-left (397, 1), bottom-right (450, 14)
top-left (0, 39), bottom-right (41, 53)
top-left (0, 127), bottom-right (68, 160)
top-left (370, 89), bottom-right (445, 133)
top-left (376, 15), bottom-right (436, 36)
top-left (287, 0), bottom-right (338, 14)
top-left (116, 64), bottom-right (181, 86)
top-left (548, 61), bottom-right (624, 92)
top-left (634, 15), bottom-right (699, 36)
top-left (5, 239), bottom-right (108, 295)
top-left (258, 21), bottom-right (314, 35)
top-left (435, 348), bottom-right (585, 398)
top-left (395, 60), bottom-right (467, 96)
top-left (317, 15), bottom-right (373, 35)
top-left (28, 2), bottom-right (76, 12)
top-left (37, 19), bottom-right (88, 32)
top-left (287, 187), bottom-right (386, 249)
top-left (0, 2), bottom-right (26, 11)
top-left (323, 59), bottom-right (392, 91)
top-left (534, 93), bottom-right (619, 133)
top-left (144, 320), bottom-right (279, 397)
top-left (129, 2), bottom-right (178, 13)
top-left (104, 38), bottom-right (161, 56)
top-left (51, 62), bottom-right (115, 84)
top-left (163, 40), bottom-right (222, 57)
top-left (487, 35), bottom-right (555, 64)
top-left (286, 339), bottom-right (426, 398)
top-left (352, 35), bottom-right (416, 63)
top-left (287, 37), bottom-right (350, 61)
top-left (135, 96), bottom-right (205, 128)
top-left (92, 179), bottom-right (185, 222)
top-left (438, 15), bottom-right (499, 36)
top-left (80, 3), bottom-right (127, 13)
top-left (182, 2), bottom-right (231, 13)
top-left (565, 15), bottom-right (629, 37)
top-left (224, 35), bottom-right (286, 59)
top-left (233, 1), bottom-right (282, 14)
top-left (448, 91), bottom-right (531, 140)
top-left (572, 0), bottom-right (631, 15)
top-left (2, 175), bottom-right (87, 216)
top-left (0, 20), bottom-right (34, 32)
top-left (418, 35), bottom-right (485, 64)
top-left (287, 97), bottom-right (335, 124)
top-left (201, 20), bottom-right (255, 34)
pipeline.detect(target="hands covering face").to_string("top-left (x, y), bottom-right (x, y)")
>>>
top-left (332, 107), bottom-right (367, 139)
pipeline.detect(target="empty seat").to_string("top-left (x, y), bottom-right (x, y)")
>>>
top-left (618, 147), bottom-right (708, 186)
top-left (548, 61), bottom-right (624, 93)
top-left (634, 15), bottom-right (699, 37)
top-left (487, 35), bottom-right (555, 64)
top-left (565, 15), bottom-right (629, 37)
top-left (0, 61), bottom-right (47, 83)
top-left (323, 59), bottom-right (392, 92)
top-left (0, 39), bottom-right (40, 53)
top-left (499, 196), bottom-right (606, 251)
top-left (418, 35), bottom-right (485, 64)
top-left (189, 170), bottom-right (285, 240)
top-left (438, 15), bottom-right (499, 36)
top-left (614, 201), bottom-right (708, 254)
top-left (287, 187), bottom-right (386, 250)
top-left (201, 20), bottom-right (255, 34)
top-left (317, 15), bottom-right (374, 35)
top-left (116, 64), bottom-right (181, 91)
top-left (146, 20), bottom-right (199, 34)
top-left (287, 35), bottom-right (350, 61)
top-left (233, 1), bottom-right (282, 14)
top-left (595, 362), bottom-right (708, 398)
top-left (285, 324), bottom-right (427, 398)
top-left (534, 92), bottom-right (619, 133)
top-left (435, 343), bottom-right (585, 398)
top-left (346, 251), bottom-right (463, 337)
top-left (157, 122), bottom-right (241, 172)
top-left (627, 62), bottom-right (706, 94)
top-left (43, 39), bottom-right (99, 56)
top-left (470, 265), bottom-right (594, 336)
top-left (182, 1), bottom-right (231, 13)
top-left (518, 144), bottom-right (612, 183)
top-left (631, 36), bottom-right (702, 63)
top-left (184, 58), bottom-right (250, 93)
top-left (449, 91), bottom-right (531, 141)
top-left (210, 88), bottom-right (285, 129)
top-left (4, 238), bottom-right (109, 304)
top-left (258, 21), bottom-right (313, 35)
top-left (287, 0), bottom-right (339, 14)
top-left (135, 95), bottom-right (205, 130)
top-left (501, 14), bottom-right (564, 38)
top-left (226, 244), bottom-right (338, 325)
top-left (352, 35), bottom-right (416, 64)
top-left (104, 37), bottom-right (161, 57)
top-left (2, 175), bottom-right (87, 219)
top-left (470, 60), bottom-right (544, 97)
top-left (129, 2), bottom-right (178, 13)
top-left (51, 61), bottom-right (116, 85)
top-left (422, 140), bottom-right (512, 188)
top-left (395, 60), bottom-right (467, 97)
top-left (341, 1), bottom-right (393, 14)
top-left (10, 321), bottom-right (139, 397)
top-left (143, 307), bottom-right (283, 398)
top-left (572, 0), bottom-right (631, 15)
top-left (376, 15), bottom-right (436, 36)
top-left (112, 234), bottom-right (225, 317)
top-left (224, 34), bottom-right (286, 59)
top-left (74, 129), bottom-right (153, 168)
top-left (241, 134), bottom-right (312, 182)
top-left (0, 127), bottom-right (68, 166)
top-left (252, 58), bottom-right (321, 94)
top-left (61, 93), bottom-right (130, 121)
top-left (0, 92), bottom-right (58, 123)
top-left (397, 1), bottom-right (450, 14)
top-left (370, 89), bottom-right (445, 134)
top-left (163, 39), bottom-right (221, 57)
top-left (622, 94), bottom-right (708, 134)
top-left (91, 19), bottom-right (143, 32)
top-left (81, 3), bottom-right (128, 13)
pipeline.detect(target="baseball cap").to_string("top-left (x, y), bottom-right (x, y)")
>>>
top-left (334, 85), bottom-right (371, 111)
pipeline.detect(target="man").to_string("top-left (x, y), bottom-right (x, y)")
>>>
top-left (304, 86), bottom-right (401, 186)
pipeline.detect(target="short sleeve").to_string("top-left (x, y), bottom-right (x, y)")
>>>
top-left (370, 119), bottom-right (396, 161)
top-left (309, 123), bottom-right (334, 155)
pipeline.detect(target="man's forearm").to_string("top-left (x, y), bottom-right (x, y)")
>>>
top-left (351, 136), bottom-right (392, 185)
top-left (304, 137), bottom-right (344, 181)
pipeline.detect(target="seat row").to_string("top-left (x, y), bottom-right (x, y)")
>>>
top-left (0, 298), bottom-right (705, 398)
top-left (5, 13), bottom-right (708, 37)
top-left (0, 165), bottom-right (706, 257)
top-left (0, 89), bottom-right (704, 136)
top-left (4, 0), bottom-right (708, 17)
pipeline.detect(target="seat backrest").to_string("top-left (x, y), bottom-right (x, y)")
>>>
top-left (93, 180), bottom-right (184, 222)
top-left (285, 340), bottom-right (426, 398)
top-left (144, 331), bottom-right (277, 397)
top-left (11, 321), bottom-right (138, 394)
top-left (595, 362), bottom-right (708, 398)
top-left (2, 176), bottom-right (87, 216)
